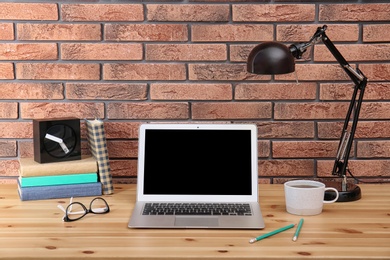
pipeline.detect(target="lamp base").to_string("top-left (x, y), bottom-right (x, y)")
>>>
top-left (324, 182), bottom-right (361, 202)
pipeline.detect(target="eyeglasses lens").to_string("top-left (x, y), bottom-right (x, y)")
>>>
top-left (66, 203), bottom-right (86, 221)
top-left (90, 198), bottom-right (109, 214)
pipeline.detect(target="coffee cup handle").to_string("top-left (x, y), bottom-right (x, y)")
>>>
top-left (323, 187), bottom-right (339, 203)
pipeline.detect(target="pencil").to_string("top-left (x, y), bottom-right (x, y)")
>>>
top-left (292, 218), bottom-right (304, 242)
top-left (249, 223), bottom-right (295, 244)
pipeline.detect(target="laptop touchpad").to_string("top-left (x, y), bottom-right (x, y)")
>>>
top-left (175, 217), bottom-right (219, 227)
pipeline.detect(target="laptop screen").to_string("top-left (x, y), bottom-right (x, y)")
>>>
top-left (139, 124), bottom-right (257, 197)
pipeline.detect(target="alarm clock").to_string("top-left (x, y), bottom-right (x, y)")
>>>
top-left (33, 118), bottom-right (81, 163)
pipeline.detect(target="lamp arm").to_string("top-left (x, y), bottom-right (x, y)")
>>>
top-left (290, 25), bottom-right (368, 186)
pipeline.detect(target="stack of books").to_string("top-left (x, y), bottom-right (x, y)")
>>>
top-left (18, 156), bottom-right (102, 201)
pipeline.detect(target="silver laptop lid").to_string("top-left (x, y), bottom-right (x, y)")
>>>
top-left (136, 124), bottom-right (258, 203)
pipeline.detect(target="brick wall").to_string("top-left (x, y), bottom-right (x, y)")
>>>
top-left (1, 0), bottom-right (389, 184)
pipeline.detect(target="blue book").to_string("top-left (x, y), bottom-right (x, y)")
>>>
top-left (19, 173), bottom-right (98, 187)
top-left (17, 181), bottom-right (102, 201)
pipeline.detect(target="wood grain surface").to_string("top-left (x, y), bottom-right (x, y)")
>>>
top-left (1, 184), bottom-right (389, 260)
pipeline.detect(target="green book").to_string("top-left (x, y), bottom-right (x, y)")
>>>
top-left (19, 173), bottom-right (98, 187)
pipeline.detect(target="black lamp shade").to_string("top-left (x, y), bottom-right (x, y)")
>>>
top-left (247, 42), bottom-right (295, 75)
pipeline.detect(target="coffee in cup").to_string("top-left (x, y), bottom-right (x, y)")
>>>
top-left (284, 180), bottom-right (339, 216)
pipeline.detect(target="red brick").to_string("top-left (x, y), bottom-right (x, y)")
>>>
top-left (354, 122), bottom-right (390, 139)
top-left (0, 83), bottom-right (63, 99)
top-left (62, 43), bottom-right (143, 60)
top-left (147, 4), bottom-right (229, 21)
top-left (317, 160), bottom-right (339, 177)
top-left (0, 43), bottom-right (57, 60)
top-left (325, 121), bottom-right (389, 138)
top-left (110, 160), bottom-right (138, 177)
top-left (235, 83), bottom-right (316, 100)
top-left (317, 122), bottom-right (344, 140)
top-left (258, 179), bottom-right (271, 184)
top-left (103, 64), bottom-right (186, 80)
top-left (229, 44), bottom-right (257, 62)
top-left (16, 63), bottom-right (100, 80)
top-left (258, 140), bottom-right (270, 158)
top-left (189, 64), bottom-right (269, 81)
top-left (150, 83), bottom-right (232, 100)
top-left (275, 102), bottom-right (350, 120)
top-left (320, 83), bottom-right (357, 101)
top-left (358, 141), bottom-right (390, 158)
top-left (0, 160), bottom-right (19, 177)
top-left (66, 83), bottom-right (147, 100)
top-left (360, 102), bottom-right (390, 119)
top-left (317, 160), bottom-right (384, 178)
top-left (107, 140), bottom-right (138, 158)
top-left (318, 160), bottom-right (390, 177)
top-left (0, 23), bottom-right (14, 40)
top-left (0, 0), bottom-right (387, 183)
top-left (192, 24), bottom-right (273, 42)
top-left (277, 24), bottom-right (359, 42)
top-left (315, 44), bottom-right (390, 62)
top-left (363, 24), bottom-right (390, 42)
top-left (233, 4), bottom-right (315, 22)
top-left (317, 121), bottom-right (389, 140)
top-left (17, 141), bottom-right (33, 159)
top-left (146, 44), bottom-right (227, 61)
top-left (20, 102), bottom-right (104, 119)
top-left (359, 64), bottom-right (390, 81)
top-left (0, 103), bottom-right (18, 119)
top-left (0, 3), bottom-right (58, 20)
top-left (61, 4), bottom-right (143, 21)
top-left (0, 122), bottom-right (32, 138)
top-left (320, 4), bottom-right (390, 22)
top-left (192, 102), bottom-right (272, 120)
top-left (275, 64), bottom-right (351, 81)
top-left (105, 24), bottom-right (188, 41)
top-left (0, 63), bottom-right (14, 79)
top-left (273, 141), bottom-right (339, 158)
top-left (17, 24), bottom-right (101, 41)
top-left (258, 122), bottom-right (315, 139)
top-left (104, 122), bottom-right (141, 139)
top-left (112, 178), bottom-right (137, 184)
top-left (317, 121), bottom-right (390, 140)
top-left (0, 178), bottom-right (17, 184)
top-left (107, 102), bottom-right (189, 120)
top-left (351, 160), bottom-right (390, 177)
top-left (0, 141), bottom-right (16, 157)
top-left (320, 83), bottom-right (390, 101)
top-left (259, 159), bottom-right (315, 177)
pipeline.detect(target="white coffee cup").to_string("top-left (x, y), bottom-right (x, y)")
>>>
top-left (284, 180), bottom-right (339, 216)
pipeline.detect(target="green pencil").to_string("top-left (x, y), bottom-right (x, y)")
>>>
top-left (249, 223), bottom-right (295, 244)
top-left (292, 218), bottom-right (304, 242)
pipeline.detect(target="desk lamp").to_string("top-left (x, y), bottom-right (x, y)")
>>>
top-left (247, 25), bottom-right (367, 202)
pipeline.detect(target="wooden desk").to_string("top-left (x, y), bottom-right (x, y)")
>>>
top-left (1, 184), bottom-right (389, 260)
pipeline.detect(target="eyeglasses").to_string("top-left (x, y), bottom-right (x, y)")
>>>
top-left (57, 197), bottom-right (110, 222)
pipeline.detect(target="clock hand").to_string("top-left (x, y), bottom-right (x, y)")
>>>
top-left (45, 133), bottom-right (70, 154)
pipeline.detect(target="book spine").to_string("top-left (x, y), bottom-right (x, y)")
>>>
top-left (18, 182), bottom-right (102, 201)
top-left (19, 156), bottom-right (98, 177)
top-left (19, 173), bottom-right (98, 187)
top-left (86, 119), bottom-right (114, 195)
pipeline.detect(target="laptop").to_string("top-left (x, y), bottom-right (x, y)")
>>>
top-left (128, 123), bottom-right (265, 229)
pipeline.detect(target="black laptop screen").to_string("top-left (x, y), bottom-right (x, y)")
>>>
top-left (143, 129), bottom-right (253, 195)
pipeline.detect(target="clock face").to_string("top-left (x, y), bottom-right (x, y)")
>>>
top-left (44, 124), bottom-right (77, 158)
top-left (33, 118), bottom-right (81, 163)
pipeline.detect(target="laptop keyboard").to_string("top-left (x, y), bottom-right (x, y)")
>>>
top-left (142, 203), bottom-right (252, 216)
